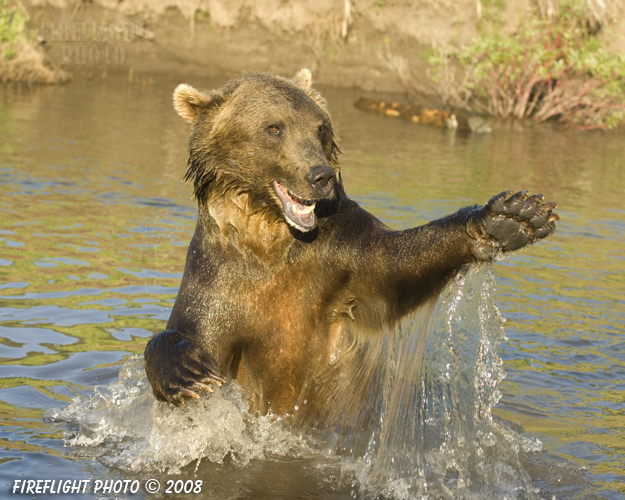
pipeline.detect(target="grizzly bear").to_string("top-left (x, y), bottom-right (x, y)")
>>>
top-left (144, 69), bottom-right (558, 423)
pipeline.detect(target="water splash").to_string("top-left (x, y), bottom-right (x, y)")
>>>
top-left (45, 357), bottom-right (314, 474)
top-left (46, 264), bottom-right (541, 498)
top-left (338, 264), bottom-right (542, 499)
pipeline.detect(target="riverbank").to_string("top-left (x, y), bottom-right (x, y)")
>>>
top-left (14, 0), bottom-right (622, 94)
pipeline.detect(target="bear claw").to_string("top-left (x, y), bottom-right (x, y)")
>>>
top-left (178, 388), bottom-right (201, 400)
top-left (144, 330), bottom-right (226, 406)
top-left (475, 190), bottom-right (558, 256)
top-left (519, 194), bottom-right (543, 219)
top-left (502, 190), bottom-right (528, 216)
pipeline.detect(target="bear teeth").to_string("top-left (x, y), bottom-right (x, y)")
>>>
top-left (273, 181), bottom-right (315, 208)
top-left (273, 181), bottom-right (317, 232)
top-left (292, 203), bottom-right (316, 215)
top-left (286, 189), bottom-right (314, 207)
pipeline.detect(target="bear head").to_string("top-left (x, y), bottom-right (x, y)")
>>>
top-left (173, 69), bottom-right (341, 233)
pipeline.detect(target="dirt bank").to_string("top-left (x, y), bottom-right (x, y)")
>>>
top-left (19, 0), bottom-right (625, 94)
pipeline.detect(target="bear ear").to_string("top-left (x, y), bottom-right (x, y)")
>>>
top-left (173, 84), bottom-right (221, 123)
top-left (292, 69), bottom-right (330, 115)
top-left (292, 68), bottom-right (313, 90)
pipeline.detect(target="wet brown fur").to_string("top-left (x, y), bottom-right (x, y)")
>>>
top-left (144, 69), bottom-right (558, 421)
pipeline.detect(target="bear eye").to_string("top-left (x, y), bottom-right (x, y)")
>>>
top-left (268, 124), bottom-right (281, 135)
top-left (318, 123), bottom-right (328, 139)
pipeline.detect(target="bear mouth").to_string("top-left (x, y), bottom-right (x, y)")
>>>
top-left (273, 181), bottom-right (317, 232)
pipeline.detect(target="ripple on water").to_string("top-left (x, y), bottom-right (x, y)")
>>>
top-left (45, 266), bottom-right (547, 499)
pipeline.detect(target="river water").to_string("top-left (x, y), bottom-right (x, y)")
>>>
top-left (0, 74), bottom-right (623, 500)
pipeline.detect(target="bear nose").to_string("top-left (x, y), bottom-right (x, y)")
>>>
top-left (306, 165), bottom-right (336, 191)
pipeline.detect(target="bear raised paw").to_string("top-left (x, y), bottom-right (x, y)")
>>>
top-left (144, 69), bottom-right (558, 417)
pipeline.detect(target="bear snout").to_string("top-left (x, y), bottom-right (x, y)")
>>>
top-left (306, 165), bottom-right (336, 197)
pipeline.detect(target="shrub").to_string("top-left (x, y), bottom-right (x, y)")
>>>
top-left (0, 0), bottom-right (27, 59)
top-left (0, 0), bottom-right (70, 84)
top-left (428, 0), bottom-right (625, 129)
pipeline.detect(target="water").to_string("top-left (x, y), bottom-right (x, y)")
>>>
top-left (45, 265), bottom-right (524, 499)
top-left (1, 74), bottom-right (624, 499)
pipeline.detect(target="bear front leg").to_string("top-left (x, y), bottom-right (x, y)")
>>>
top-left (468, 191), bottom-right (559, 260)
top-left (144, 330), bottom-right (226, 406)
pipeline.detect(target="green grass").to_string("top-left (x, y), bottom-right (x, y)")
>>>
top-left (0, 0), bottom-right (28, 60)
top-left (428, 0), bottom-right (625, 129)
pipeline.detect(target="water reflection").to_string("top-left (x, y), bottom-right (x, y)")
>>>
top-left (0, 74), bottom-right (624, 499)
